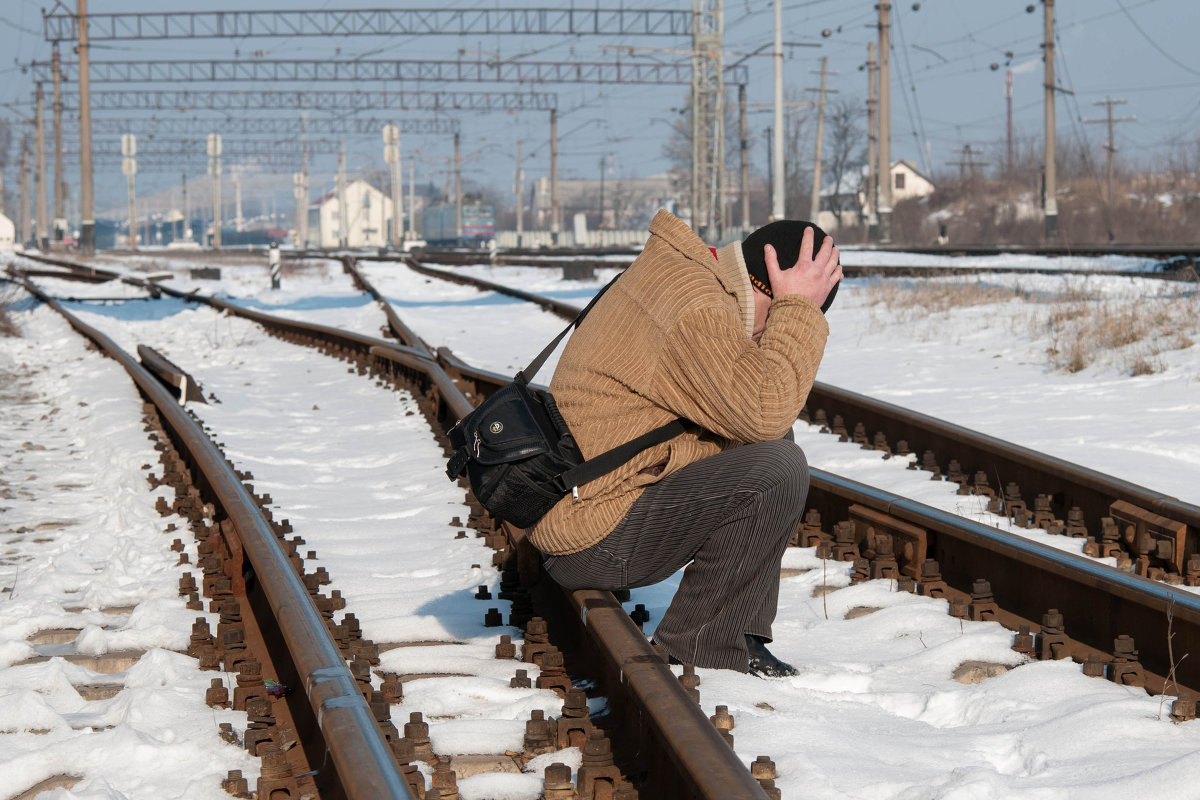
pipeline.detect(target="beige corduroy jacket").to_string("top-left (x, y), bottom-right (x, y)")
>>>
top-left (528, 210), bottom-right (829, 556)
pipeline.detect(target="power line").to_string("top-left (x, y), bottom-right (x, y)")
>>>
top-left (891, 4), bottom-right (932, 176)
top-left (1113, 0), bottom-right (1200, 76)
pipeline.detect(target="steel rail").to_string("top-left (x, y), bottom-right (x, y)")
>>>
top-left (807, 468), bottom-right (1200, 693)
top-left (17, 275), bottom-right (415, 800)
top-left (394, 257), bottom-right (588, 320)
top-left (17, 251), bottom-right (125, 281)
top-left (802, 381), bottom-right (1200, 536)
top-left (339, 257), bottom-right (433, 358)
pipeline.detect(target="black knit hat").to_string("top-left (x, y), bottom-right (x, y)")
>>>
top-left (742, 219), bottom-right (840, 314)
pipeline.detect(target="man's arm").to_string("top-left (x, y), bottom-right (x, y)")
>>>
top-left (653, 296), bottom-right (828, 443)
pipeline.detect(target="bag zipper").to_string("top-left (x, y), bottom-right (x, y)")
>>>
top-left (473, 431), bottom-right (482, 458)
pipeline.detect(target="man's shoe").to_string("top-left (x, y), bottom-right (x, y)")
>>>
top-left (745, 635), bottom-right (799, 678)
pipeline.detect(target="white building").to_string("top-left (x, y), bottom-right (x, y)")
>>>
top-left (0, 213), bottom-right (14, 250)
top-left (308, 179), bottom-right (394, 248)
top-left (818, 160), bottom-right (937, 231)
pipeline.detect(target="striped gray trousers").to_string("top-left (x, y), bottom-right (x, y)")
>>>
top-left (542, 439), bottom-right (808, 671)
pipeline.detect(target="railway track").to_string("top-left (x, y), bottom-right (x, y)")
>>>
top-left (5, 255), bottom-right (776, 799)
top-left (7, 250), bottom-right (1200, 797)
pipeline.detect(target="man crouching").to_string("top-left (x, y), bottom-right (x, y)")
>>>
top-left (529, 210), bottom-right (841, 676)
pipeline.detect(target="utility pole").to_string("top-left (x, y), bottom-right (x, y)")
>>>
top-left (514, 139), bottom-right (524, 246)
top-left (77, 0), bottom-right (95, 254)
top-left (866, 41), bottom-right (879, 240)
top-left (19, 136), bottom-right (31, 247)
top-left (408, 154), bottom-right (415, 241)
top-left (738, 83), bottom-right (750, 229)
top-left (34, 84), bottom-right (49, 249)
top-left (808, 57), bottom-right (834, 223)
top-left (295, 114), bottom-right (309, 249)
top-left (181, 170), bottom-right (190, 243)
top-left (877, 1), bottom-right (893, 243)
top-left (1084, 98), bottom-right (1135, 210)
top-left (1042, 0), bottom-right (1057, 240)
top-left (949, 144), bottom-right (987, 182)
top-left (292, 171), bottom-right (306, 248)
top-left (549, 110), bottom-right (560, 243)
top-left (690, 0), bottom-right (724, 240)
top-left (233, 171), bottom-right (244, 232)
top-left (207, 132), bottom-right (221, 248)
top-left (1005, 69), bottom-right (1014, 178)
top-left (453, 131), bottom-right (462, 241)
top-left (336, 141), bottom-right (348, 248)
top-left (599, 154), bottom-right (606, 227)
top-left (771, 0), bottom-right (784, 220)
top-left (765, 126), bottom-right (773, 214)
top-left (122, 133), bottom-right (136, 250)
top-left (51, 44), bottom-right (65, 242)
top-left (383, 123), bottom-right (402, 248)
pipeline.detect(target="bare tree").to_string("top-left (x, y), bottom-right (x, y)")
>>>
top-left (822, 98), bottom-right (867, 227)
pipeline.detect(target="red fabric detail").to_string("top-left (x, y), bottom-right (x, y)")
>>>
top-left (709, 247), bottom-right (718, 260)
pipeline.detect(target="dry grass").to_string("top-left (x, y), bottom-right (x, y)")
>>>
top-left (0, 284), bottom-right (21, 338)
top-left (862, 279), bottom-right (1027, 321)
top-left (861, 276), bottom-right (1200, 376)
top-left (1042, 290), bottom-right (1199, 375)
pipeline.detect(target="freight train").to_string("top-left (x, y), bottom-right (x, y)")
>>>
top-left (421, 203), bottom-right (496, 247)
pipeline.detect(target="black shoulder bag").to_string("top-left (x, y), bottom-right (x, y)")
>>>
top-left (445, 275), bottom-right (685, 529)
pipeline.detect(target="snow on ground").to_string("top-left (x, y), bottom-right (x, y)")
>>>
top-left (3, 248), bottom-right (1200, 799)
top-left (837, 247), bottom-right (1163, 273)
top-left (0, 275), bottom-right (257, 799)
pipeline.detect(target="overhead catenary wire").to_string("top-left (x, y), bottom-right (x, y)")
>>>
top-left (890, 4), bottom-right (933, 177)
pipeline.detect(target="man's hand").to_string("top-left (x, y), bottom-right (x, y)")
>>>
top-left (764, 227), bottom-right (842, 308)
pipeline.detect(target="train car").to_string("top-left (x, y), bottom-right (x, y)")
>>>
top-left (422, 203), bottom-right (495, 247)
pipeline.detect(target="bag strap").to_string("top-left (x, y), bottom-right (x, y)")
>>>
top-left (553, 419), bottom-right (688, 494)
top-left (515, 270), bottom-right (623, 386)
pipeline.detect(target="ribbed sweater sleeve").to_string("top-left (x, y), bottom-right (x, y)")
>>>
top-left (653, 294), bottom-right (828, 442)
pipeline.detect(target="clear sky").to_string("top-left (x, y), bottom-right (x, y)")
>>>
top-left (1, 0), bottom-right (1197, 216)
